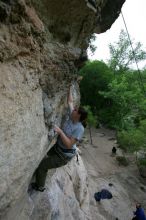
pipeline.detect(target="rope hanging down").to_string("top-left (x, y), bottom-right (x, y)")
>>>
top-left (121, 10), bottom-right (146, 95)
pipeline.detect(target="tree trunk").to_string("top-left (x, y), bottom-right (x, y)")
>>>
top-left (89, 126), bottom-right (93, 145)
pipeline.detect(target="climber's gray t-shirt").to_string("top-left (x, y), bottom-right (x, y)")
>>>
top-left (57, 114), bottom-right (84, 158)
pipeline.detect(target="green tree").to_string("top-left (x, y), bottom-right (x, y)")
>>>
top-left (108, 29), bottom-right (146, 72)
top-left (100, 73), bottom-right (146, 129)
top-left (117, 119), bottom-right (146, 153)
top-left (79, 60), bottom-right (113, 114)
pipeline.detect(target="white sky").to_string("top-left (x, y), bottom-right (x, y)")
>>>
top-left (88, 0), bottom-right (146, 68)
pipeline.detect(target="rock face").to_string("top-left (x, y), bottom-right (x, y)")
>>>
top-left (0, 0), bottom-right (125, 219)
top-left (22, 157), bottom-right (90, 220)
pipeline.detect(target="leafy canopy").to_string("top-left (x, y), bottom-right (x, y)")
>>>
top-left (79, 60), bottom-right (113, 113)
top-left (108, 29), bottom-right (146, 72)
top-left (79, 29), bottom-right (146, 156)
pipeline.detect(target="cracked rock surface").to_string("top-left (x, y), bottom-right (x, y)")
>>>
top-left (0, 0), bottom-right (125, 219)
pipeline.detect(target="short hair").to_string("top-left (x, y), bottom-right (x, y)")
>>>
top-left (136, 203), bottom-right (141, 208)
top-left (78, 107), bottom-right (88, 126)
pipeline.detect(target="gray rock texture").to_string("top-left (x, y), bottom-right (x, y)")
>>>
top-left (5, 157), bottom-right (91, 220)
top-left (0, 0), bottom-right (125, 219)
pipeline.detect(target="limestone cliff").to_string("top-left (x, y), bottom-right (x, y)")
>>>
top-left (0, 0), bottom-right (125, 219)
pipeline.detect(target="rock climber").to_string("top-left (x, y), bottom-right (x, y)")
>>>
top-left (32, 86), bottom-right (88, 191)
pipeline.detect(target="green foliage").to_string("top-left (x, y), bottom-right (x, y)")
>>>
top-left (116, 156), bottom-right (129, 166)
top-left (117, 129), bottom-right (145, 152)
top-left (138, 159), bottom-right (146, 166)
top-left (117, 119), bottom-right (146, 153)
top-left (79, 29), bottom-right (146, 155)
top-left (139, 119), bottom-right (146, 135)
top-left (99, 72), bottom-right (146, 129)
top-left (83, 105), bottom-right (97, 127)
top-left (137, 157), bottom-right (146, 178)
top-left (79, 61), bottom-right (146, 131)
top-left (79, 60), bottom-right (113, 113)
top-left (108, 29), bottom-right (146, 72)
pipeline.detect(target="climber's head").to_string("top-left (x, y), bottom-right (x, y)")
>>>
top-left (71, 106), bottom-right (88, 126)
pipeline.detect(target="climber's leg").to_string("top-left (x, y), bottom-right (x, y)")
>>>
top-left (35, 146), bottom-right (68, 188)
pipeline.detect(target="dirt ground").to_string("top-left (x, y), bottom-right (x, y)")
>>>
top-left (80, 127), bottom-right (146, 220)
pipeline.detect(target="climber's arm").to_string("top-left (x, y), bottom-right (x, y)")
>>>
top-left (67, 86), bottom-right (74, 112)
top-left (54, 125), bottom-right (76, 149)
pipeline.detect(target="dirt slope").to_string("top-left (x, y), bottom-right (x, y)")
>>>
top-left (80, 128), bottom-right (146, 220)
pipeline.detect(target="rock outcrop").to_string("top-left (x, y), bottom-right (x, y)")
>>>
top-left (0, 0), bottom-right (125, 219)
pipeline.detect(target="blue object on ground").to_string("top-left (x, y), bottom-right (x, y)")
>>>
top-left (94, 189), bottom-right (113, 202)
top-left (134, 207), bottom-right (146, 220)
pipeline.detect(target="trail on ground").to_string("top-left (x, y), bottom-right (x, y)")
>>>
top-left (80, 128), bottom-right (146, 220)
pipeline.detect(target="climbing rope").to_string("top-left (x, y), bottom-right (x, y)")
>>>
top-left (121, 10), bottom-right (146, 95)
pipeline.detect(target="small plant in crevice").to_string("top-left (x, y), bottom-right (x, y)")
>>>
top-left (116, 156), bottom-right (129, 166)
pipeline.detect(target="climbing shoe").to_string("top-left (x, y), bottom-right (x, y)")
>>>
top-left (31, 183), bottom-right (46, 192)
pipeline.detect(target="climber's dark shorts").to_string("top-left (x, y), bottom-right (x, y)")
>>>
top-left (35, 144), bottom-right (74, 187)
top-left (47, 143), bottom-right (73, 164)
